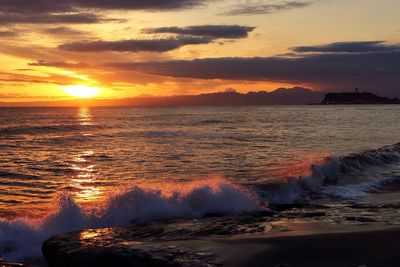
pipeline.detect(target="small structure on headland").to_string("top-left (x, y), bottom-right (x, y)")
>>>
top-left (321, 90), bottom-right (400, 105)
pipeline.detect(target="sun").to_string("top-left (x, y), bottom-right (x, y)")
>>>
top-left (64, 85), bottom-right (101, 99)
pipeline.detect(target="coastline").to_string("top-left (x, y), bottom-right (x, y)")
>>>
top-left (226, 226), bottom-right (400, 267)
top-left (41, 218), bottom-right (400, 267)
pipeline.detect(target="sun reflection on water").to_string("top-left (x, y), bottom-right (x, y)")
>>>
top-left (78, 107), bottom-right (93, 126)
top-left (69, 151), bottom-right (105, 203)
top-left (68, 107), bottom-right (106, 205)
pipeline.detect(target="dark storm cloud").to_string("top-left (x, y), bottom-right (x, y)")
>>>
top-left (292, 41), bottom-right (400, 53)
top-left (226, 0), bottom-right (316, 15)
top-left (142, 25), bottom-right (255, 39)
top-left (102, 41), bottom-right (400, 93)
top-left (59, 36), bottom-right (215, 53)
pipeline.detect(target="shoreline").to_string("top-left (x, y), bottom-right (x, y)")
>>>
top-left (41, 219), bottom-right (400, 267)
top-left (226, 227), bottom-right (400, 267)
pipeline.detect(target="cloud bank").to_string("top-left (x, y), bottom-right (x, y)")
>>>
top-left (226, 0), bottom-right (317, 15)
top-left (59, 36), bottom-right (215, 53)
top-left (292, 41), bottom-right (400, 53)
top-left (0, 0), bottom-right (319, 25)
top-left (0, 13), bottom-right (106, 25)
top-left (98, 41), bottom-right (400, 94)
top-left (0, 0), bottom-right (206, 13)
top-left (58, 24), bottom-right (255, 53)
top-left (0, 0), bottom-right (207, 25)
top-left (142, 25), bottom-right (255, 39)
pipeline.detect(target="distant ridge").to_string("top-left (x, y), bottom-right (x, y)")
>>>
top-left (321, 92), bottom-right (400, 105)
top-left (0, 87), bottom-right (324, 107)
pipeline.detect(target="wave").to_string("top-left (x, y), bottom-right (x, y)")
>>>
top-left (260, 143), bottom-right (400, 204)
top-left (2, 143), bottom-right (400, 261)
top-left (258, 157), bottom-right (342, 204)
top-left (0, 178), bottom-right (259, 260)
top-left (321, 177), bottom-right (400, 199)
top-left (0, 124), bottom-right (103, 136)
top-left (0, 171), bottom-right (41, 180)
top-left (196, 119), bottom-right (228, 125)
top-left (341, 143), bottom-right (400, 172)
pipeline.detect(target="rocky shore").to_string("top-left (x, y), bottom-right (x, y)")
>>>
top-left (42, 211), bottom-right (273, 267)
top-left (41, 202), bottom-right (400, 267)
top-left (42, 223), bottom-right (400, 267)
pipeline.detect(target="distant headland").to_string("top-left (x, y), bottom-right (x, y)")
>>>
top-left (0, 87), bottom-right (324, 107)
top-left (1, 87), bottom-right (399, 107)
top-left (321, 89), bottom-right (400, 105)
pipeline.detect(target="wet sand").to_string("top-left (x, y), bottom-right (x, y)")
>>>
top-left (223, 228), bottom-right (400, 267)
top-left (174, 222), bottom-right (400, 267)
top-left (41, 218), bottom-right (400, 267)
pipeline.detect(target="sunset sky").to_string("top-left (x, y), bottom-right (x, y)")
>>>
top-left (0, 0), bottom-right (399, 102)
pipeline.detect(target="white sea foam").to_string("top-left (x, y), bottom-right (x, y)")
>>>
top-left (263, 143), bottom-right (400, 204)
top-left (262, 157), bottom-right (342, 204)
top-left (0, 178), bottom-right (259, 260)
top-left (2, 143), bottom-right (400, 261)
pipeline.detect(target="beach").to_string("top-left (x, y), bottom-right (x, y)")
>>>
top-left (41, 218), bottom-right (400, 267)
top-left (229, 227), bottom-right (400, 267)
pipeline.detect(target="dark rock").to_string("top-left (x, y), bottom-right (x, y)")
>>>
top-left (42, 228), bottom-right (220, 267)
top-left (42, 211), bottom-right (274, 267)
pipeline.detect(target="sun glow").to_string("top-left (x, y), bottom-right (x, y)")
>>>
top-left (64, 85), bottom-right (101, 99)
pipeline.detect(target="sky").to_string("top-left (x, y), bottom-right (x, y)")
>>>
top-left (0, 0), bottom-right (399, 102)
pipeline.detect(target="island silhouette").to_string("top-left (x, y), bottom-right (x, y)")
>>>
top-left (321, 90), bottom-right (400, 105)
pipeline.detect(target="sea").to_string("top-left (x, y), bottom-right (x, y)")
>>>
top-left (1, 105), bottom-right (400, 260)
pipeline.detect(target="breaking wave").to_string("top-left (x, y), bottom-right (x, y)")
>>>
top-left (260, 143), bottom-right (400, 204)
top-left (2, 143), bottom-right (400, 261)
top-left (0, 178), bottom-right (259, 260)
top-left (340, 143), bottom-right (400, 172)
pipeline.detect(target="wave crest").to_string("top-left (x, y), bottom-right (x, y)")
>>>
top-left (262, 143), bottom-right (400, 204)
top-left (0, 178), bottom-right (259, 260)
top-left (3, 143), bottom-right (400, 260)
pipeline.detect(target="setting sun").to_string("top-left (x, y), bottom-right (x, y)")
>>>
top-left (64, 85), bottom-right (101, 99)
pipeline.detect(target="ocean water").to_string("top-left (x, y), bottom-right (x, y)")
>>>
top-left (1, 105), bottom-right (400, 260)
